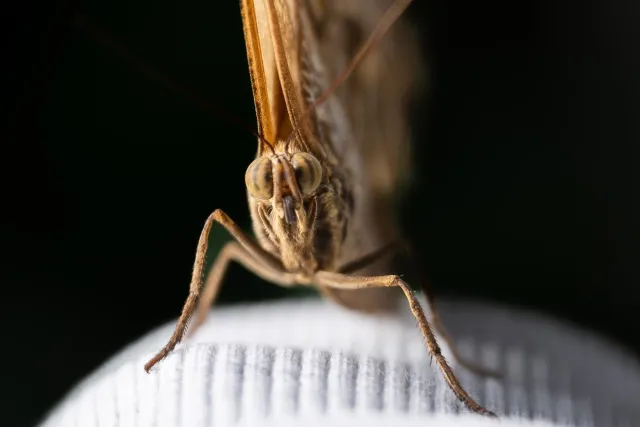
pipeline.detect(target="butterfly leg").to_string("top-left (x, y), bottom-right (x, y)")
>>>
top-left (316, 241), bottom-right (401, 313)
top-left (188, 240), bottom-right (296, 337)
top-left (416, 272), bottom-right (502, 378)
top-left (144, 209), bottom-right (294, 372)
top-left (314, 270), bottom-right (497, 417)
top-left (399, 244), bottom-right (503, 379)
top-left (337, 241), bottom-right (400, 274)
top-left (339, 241), bottom-right (501, 378)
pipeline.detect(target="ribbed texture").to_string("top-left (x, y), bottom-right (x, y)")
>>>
top-left (39, 298), bottom-right (640, 427)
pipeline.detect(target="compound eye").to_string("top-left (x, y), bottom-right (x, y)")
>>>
top-left (245, 157), bottom-right (273, 200)
top-left (291, 152), bottom-right (322, 195)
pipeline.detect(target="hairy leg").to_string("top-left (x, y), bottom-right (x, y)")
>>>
top-left (338, 241), bottom-right (501, 378)
top-left (144, 209), bottom-right (293, 372)
top-left (188, 240), bottom-right (297, 337)
top-left (314, 270), bottom-right (497, 417)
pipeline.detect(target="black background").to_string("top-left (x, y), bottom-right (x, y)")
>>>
top-left (2, 0), bottom-right (639, 426)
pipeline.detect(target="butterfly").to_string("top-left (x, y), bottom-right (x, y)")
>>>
top-left (143, 0), bottom-right (498, 417)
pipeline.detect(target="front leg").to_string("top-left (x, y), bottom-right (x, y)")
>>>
top-left (188, 241), bottom-right (297, 336)
top-left (144, 209), bottom-right (294, 372)
top-left (338, 241), bottom-right (501, 378)
top-left (313, 270), bottom-right (497, 417)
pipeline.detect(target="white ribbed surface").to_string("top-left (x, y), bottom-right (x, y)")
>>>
top-left (39, 297), bottom-right (640, 427)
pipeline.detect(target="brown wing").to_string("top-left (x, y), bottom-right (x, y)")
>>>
top-left (308, 0), bottom-right (427, 197)
top-left (243, 0), bottom-right (344, 159)
top-left (305, 0), bottom-right (426, 312)
top-left (240, 0), bottom-right (284, 154)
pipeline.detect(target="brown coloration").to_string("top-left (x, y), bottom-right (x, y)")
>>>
top-left (245, 157), bottom-right (275, 200)
top-left (291, 152), bottom-right (323, 195)
top-left (336, 239), bottom-right (503, 378)
top-left (145, 0), bottom-right (497, 417)
top-left (313, 270), bottom-right (496, 417)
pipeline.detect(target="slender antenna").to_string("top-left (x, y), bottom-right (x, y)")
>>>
top-left (285, 0), bottom-right (415, 149)
top-left (73, 14), bottom-right (276, 154)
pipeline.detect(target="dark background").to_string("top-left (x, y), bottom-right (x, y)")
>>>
top-left (2, 0), bottom-right (639, 426)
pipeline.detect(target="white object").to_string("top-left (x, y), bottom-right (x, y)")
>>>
top-left (39, 297), bottom-right (640, 427)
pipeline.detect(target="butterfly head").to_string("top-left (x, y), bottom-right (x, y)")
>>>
top-left (245, 152), bottom-right (325, 272)
top-left (245, 151), bottom-right (322, 222)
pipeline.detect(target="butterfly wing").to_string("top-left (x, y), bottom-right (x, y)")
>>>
top-left (242, 0), bottom-right (347, 160)
top-left (240, 0), bottom-right (285, 153)
top-left (306, 0), bottom-right (426, 311)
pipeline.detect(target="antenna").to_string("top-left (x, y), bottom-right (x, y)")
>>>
top-left (73, 14), bottom-right (276, 155)
top-left (285, 0), bottom-right (415, 150)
